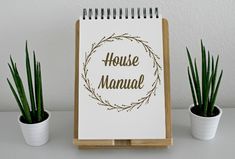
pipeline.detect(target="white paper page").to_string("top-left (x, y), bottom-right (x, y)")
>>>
top-left (79, 15), bottom-right (165, 139)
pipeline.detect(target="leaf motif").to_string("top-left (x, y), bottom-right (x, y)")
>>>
top-left (81, 33), bottom-right (161, 112)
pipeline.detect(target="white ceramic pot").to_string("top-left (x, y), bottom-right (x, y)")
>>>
top-left (189, 105), bottom-right (222, 140)
top-left (18, 111), bottom-right (50, 146)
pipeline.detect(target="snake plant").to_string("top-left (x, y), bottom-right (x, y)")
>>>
top-left (7, 41), bottom-right (46, 124)
top-left (187, 40), bottom-right (223, 117)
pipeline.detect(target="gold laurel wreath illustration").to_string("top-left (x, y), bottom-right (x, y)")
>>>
top-left (81, 33), bottom-right (162, 112)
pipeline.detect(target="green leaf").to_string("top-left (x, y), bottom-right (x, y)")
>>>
top-left (209, 56), bottom-right (215, 111)
top-left (8, 57), bottom-right (32, 123)
top-left (201, 41), bottom-right (207, 110)
top-left (213, 56), bottom-right (219, 88)
top-left (7, 79), bottom-right (27, 120)
top-left (207, 51), bottom-right (211, 81)
top-left (210, 70), bottom-right (223, 114)
top-left (26, 41), bottom-right (36, 120)
top-left (203, 70), bottom-right (213, 116)
top-left (36, 62), bottom-right (42, 122)
top-left (188, 67), bottom-right (197, 106)
top-left (14, 65), bottom-right (32, 123)
top-left (187, 47), bottom-right (202, 108)
top-left (34, 52), bottom-right (38, 116)
top-left (38, 63), bottom-right (45, 119)
top-left (8, 63), bottom-right (17, 89)
top-left (194, 59), bottom-right (202, 106)
top-left (209, 56), bottom-right (219, 113)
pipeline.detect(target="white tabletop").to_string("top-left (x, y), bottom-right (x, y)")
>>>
top-left (0, 108), bottom-right (234, 159)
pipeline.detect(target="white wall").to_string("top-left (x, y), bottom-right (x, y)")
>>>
top-left (0, 0), bottom-right (234, 111)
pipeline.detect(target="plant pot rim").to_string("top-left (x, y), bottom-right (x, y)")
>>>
top-left (189, 104), bottom-right (222, 119)
top-left (18, 110), bottom-right (50, 125)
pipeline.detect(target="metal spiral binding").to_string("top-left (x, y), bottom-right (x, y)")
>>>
top-left (155, 8), bottom-right (158, 18)
top-left (88, 8), bottom-right (92, 19)
top-left (113, 8), bottom-right (116, 19)
top-left (107, 8), bottom-right (110, 19)
top-left (82, 7), bottom-right (159, 20)
top-left (83, 8), bottom-right (86, 20)
top-left (101, 8), bottom-right (104, 19)
top-left (137, 8), bottom-right (140, 19)
top-left (149, 8), bottom-right (153, 18)
top-left (131, 8), bottom-right (134, 19)
top-left (143, 8), bottom-right (146, 18)
top-left (95, 8), bottom-right (98, 19)
top-left (125, 8), bottom-right (128, 19)
top-left (119, 8), bottom-right (122, 19)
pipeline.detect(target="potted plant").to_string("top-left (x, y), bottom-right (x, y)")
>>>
top-left (7, 41), bottom-right (50, 146)
top-left (187, 40), bottom-right (223, 140)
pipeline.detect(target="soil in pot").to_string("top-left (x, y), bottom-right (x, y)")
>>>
top-left (19, 111), bottom-right (49, 124)
top-left (191, 106), bottom-right (220, 117)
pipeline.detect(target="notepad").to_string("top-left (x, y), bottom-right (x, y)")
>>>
top-left (75, 8), bottom-right (171, 145)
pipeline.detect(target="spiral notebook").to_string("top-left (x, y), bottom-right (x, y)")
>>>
top-left (74, 7), bottom-right (172, 148)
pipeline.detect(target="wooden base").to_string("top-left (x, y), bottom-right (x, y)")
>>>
top-left (73, 138), bottom-right (173, 148)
